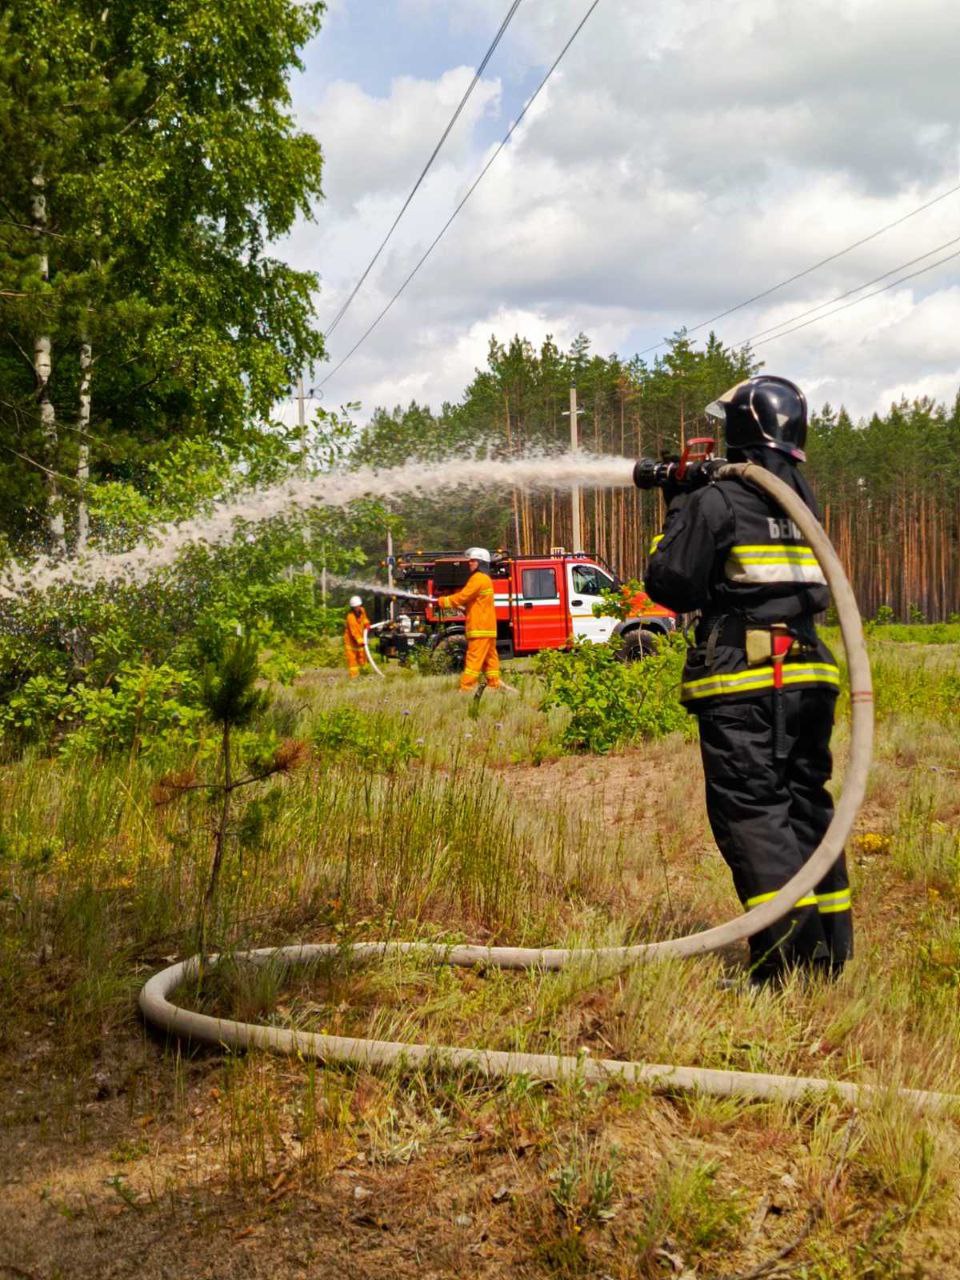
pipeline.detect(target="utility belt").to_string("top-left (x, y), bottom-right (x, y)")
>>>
top-left (697, 615), bottom-right (818, 667)
top-left (699, 616), bottom-right (820, 759)
top-left (682, 615), bottom-right (838, 750)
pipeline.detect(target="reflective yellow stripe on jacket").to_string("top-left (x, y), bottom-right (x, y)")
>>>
top-left (648, 533), bottom-right (664, 555)
top-left (681, 661), bottom-right (840, 703)
top-left (725, 544), bottom-right (826, 586)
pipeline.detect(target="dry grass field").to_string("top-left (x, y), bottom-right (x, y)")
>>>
top-left (1, 635), bottom-right (958, 1279)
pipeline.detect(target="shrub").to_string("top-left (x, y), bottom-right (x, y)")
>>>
top-left (62, 662), bottom-right (206, 760)
top-left (0, 425), bottom-right (387, 761)
top-left (536, 636), bottom-right (692, 754)
top-left (0, 673), bottom-right (71, 752)
top-left (310, 706), bottom-right (422, 772)
top-left (0, 662), bottom-right (204, 759)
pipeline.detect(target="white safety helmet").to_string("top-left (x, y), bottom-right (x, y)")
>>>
top-left (349, 595), bottom-right (363, 608)
top-left (464, 546), bottom-right (490, 564)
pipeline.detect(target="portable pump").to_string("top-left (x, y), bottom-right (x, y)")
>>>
top-left (632, 437), bottom-right (721, 492)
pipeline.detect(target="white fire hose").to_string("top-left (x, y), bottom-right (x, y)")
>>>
top-left (139, 465), bottom-right (956, 1114)
top-left (363, 621), bottom-right (387, 679)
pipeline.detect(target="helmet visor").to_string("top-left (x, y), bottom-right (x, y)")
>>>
top-left (704, 399), bottom-right (726, 425)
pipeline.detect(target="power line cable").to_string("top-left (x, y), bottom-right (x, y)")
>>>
top-left (740, 246), bottom-right (960, 350)
top-left (320, 0), bottom-right (603, 388)
top-left (324, 0), bottom-right (524, 339)
top-left (733, 232), bottom-right (960, 347)
top-left (637, 179), bottom-right (960, 357)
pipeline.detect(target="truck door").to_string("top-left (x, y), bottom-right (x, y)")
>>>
top-left (512, 563), bottom-right (568, 653)
top-left (567, 562), bottom-right (618, 643)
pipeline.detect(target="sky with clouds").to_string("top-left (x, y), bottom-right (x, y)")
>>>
top-left (279, 0), bottom-right (960, 425)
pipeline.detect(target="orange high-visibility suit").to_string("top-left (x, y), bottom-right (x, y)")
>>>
top-left (343, 607), bottom-right (370, 678)
top-left (437, 571), bottom-right (500, 690)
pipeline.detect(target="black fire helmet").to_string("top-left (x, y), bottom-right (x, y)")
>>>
top-left (705, 376), bottom-right (808, 462)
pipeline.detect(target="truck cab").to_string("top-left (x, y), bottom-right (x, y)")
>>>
top-left (375, 548), bottom-right (674, 664)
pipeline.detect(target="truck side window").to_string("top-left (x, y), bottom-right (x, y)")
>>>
top-left (572, 566), bottom-right (614, 596)
top-left (522, 568), bottom-right (558, 599)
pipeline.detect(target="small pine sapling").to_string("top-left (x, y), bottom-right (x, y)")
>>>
top-left (153, 635), bottom-right (308, 961)
top-left (199, 636), bottom-right (267, 952)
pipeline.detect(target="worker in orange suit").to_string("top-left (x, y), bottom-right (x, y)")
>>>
top-left (436, 547), bottom-right (501, 691)
top-left (343, 595), bottom-right (370, 678)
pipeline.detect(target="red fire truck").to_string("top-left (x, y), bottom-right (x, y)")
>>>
top-left (372, 549), bottom-right (675, 667)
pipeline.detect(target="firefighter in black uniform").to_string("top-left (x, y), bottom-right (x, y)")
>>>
top-left (645, 376), bottom-right (852, 985)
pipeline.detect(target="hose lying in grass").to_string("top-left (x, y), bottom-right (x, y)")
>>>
top-left (139, 464), bottom-right (954, 1114)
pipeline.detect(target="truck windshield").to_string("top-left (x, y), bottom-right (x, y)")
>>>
top-left (572, 565), bottom-right (615, 596)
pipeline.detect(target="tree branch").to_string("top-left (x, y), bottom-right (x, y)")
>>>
top-left (118, 70), bottom-right (188, 137)
top-left (3, 329), bottom-right (39, 375)
top-left (0, 441), bottom-right (80, 487)
top-left (0, 217), bottom-right (67, 241)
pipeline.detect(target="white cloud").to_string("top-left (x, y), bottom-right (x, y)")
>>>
top-left (305, 66), bottom-right (501, 210)
top-left (288, 0), bottom-right (960, 423)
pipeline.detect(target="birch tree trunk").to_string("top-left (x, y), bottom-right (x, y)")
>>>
top-left (32, 172), bottom-right (66, 555)
top-left (76, 340), bottom-right (92, 552)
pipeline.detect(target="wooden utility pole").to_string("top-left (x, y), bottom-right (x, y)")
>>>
top-left (386, 525), bottom-right (395, 621)
top-left (296, 377), bottom-right (316, 589)
top-left (504, 394), bottom-right (521, 551)
top-left (563, 385), bottom-right (585, 552)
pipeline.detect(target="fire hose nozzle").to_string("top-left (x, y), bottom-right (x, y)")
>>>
top-left (633, 457), bottom-right (674, 490)
top-left (632, 453), bottom-right (726, 493)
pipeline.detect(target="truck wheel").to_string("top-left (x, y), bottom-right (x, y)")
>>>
top-left (619, 629), bottom-right (660, 662)
top-left (430, 634), bottom-right (467, 672)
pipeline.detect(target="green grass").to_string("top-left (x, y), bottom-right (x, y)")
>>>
top-left (864, 621), bottom-right (960, 645)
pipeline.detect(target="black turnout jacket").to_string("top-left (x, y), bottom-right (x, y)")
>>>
top-left (645, 449), bottom-right (839, 708)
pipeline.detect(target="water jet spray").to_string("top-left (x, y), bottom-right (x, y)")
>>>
top-left (328, 575), bottom-right (438, 605)
top-left (0, 453), bottom-right (636, 602)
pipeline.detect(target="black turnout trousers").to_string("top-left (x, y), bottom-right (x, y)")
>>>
top-left (697, 685), bottom-right (853, 983)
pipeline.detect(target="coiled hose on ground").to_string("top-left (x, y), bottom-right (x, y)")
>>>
top-left (139, 465), bottom-right (955, 1114)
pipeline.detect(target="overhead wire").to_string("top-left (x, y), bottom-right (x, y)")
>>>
top-left (740, 245), bottom-right (960, 350)
top-left (324, 0), bottom-right (524, 339)
top-left (320, 2), bottom-right (958, 387)
top-left (732, 232), bottom-right (960, 347)
top-left (637, 179), bottom-right (960, 358)
top-left (320, 0), bottom-right (603, 388)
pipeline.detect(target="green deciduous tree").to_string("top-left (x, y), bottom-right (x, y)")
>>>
top-left (0, 0), bottom-right (325, 551)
